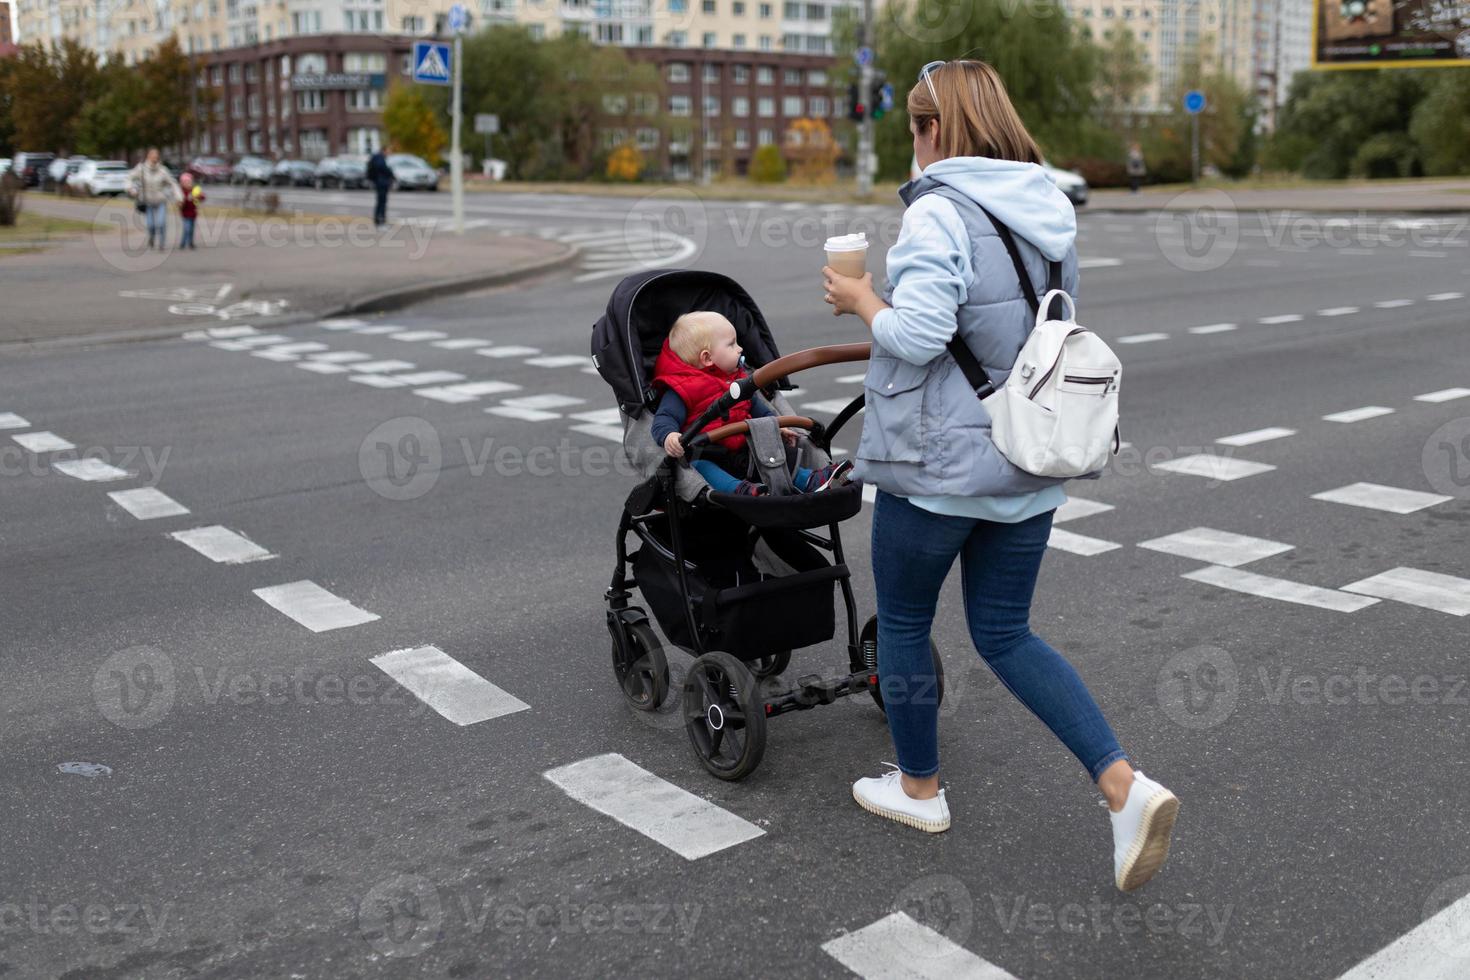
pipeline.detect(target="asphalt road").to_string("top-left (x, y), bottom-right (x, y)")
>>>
top-left (3, 189), bottom-right (1470, 980)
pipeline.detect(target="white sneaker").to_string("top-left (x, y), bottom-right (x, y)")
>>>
top-left (1110, 770), bottom-right (1180, 891)
top-left (852, 764), bottom-right (951, 833)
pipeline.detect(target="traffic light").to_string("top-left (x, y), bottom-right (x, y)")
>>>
top-left (870, 71), bottom-right (891, 120)
top-left (848, 82), bottom-right (865, 122)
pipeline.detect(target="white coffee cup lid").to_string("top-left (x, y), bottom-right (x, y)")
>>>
top-left (824, 232), bottom-right (868, 251)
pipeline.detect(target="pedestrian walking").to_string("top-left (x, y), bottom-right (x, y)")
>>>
top-left (179, 172), bottom-right (204, 250)
top-left (1127, 142), bottom-right (1147, 193)
top-left (367, 144), bottom-right (393, 227)
top-left (820, 60), bottom-right (1179, 892)
top-left (128, 148), bottom-right (181, 250)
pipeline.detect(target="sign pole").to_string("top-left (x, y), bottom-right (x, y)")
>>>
top-left (1191, 114), bottom-right (1199, 186)
top-left (856, 0), bottom-right (873, 198)
top-left (452, 32), bottom-right (464, 235)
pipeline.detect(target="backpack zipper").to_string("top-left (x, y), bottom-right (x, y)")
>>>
top-left (1062, 375), bottom-right (1112, 385)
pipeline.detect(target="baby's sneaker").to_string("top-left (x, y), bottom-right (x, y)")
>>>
top-left (852, 764), bottom-right (950, 833)
top-left (1109, 770), bottom-right (1180, 891)
top-left (806, 459), bottom-right (855, 493)
top-left (733, 480), bottom-right (768, 496)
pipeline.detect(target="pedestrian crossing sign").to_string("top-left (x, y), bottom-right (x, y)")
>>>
top-left (412, 41), bottom-right (452, 85)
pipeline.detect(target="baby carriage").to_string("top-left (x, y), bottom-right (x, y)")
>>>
top-left (590, 269), bottom-right (944, 781)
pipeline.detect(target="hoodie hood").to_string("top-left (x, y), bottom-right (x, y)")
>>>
top-left (906, 157), bottom-right (1076, 262)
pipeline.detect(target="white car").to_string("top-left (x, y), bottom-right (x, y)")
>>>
top-left (74, 160), bottom-right (131, 196)
top-left (388, 153), bottom-right (440, 191)
top-left (909, 155), bottom-right (1088, 206)
top-left (0, 158), bottom-right (11, 177)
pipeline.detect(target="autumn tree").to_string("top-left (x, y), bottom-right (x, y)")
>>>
top-left (383, 83), bottom-right (448, 164)
top-left (6, 39), bottom-right (104, 152)
top-left (784, 118), bottom-right (840, 183)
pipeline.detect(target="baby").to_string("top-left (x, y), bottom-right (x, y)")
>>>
top-left (651, 310), bottom-right (851, 496)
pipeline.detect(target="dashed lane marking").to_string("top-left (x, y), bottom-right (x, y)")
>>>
top-left (1259, 314), bottom-right (1303, 325)
top-left (1216, 427), bottom-right (1296, 447)
top-left (1342, 567), bottom-right (1470, 617)
top-left (253, 580), bottom-right (380, 632)
top-left (1426, 291), bottom-right (1464, 302)
top-left (108, 487), bottom-right (189, 520)
top-left (1052, 497), bottom-right (1114, 523)
top-left (0, 413), bottom-right (30, 430)
top-left (476, 346), bottom-right (542, 358)
top-left (1188, 323), bottom-right (1237, 335)
top-left (1415, 388), bottom-right (1470, 403)
top-left (1152, 454), bottom-right (1276, 481)
top-left (1138, 527), bottom-right (1293, 567)
top-left (1317, 307), bottom-right (1360, 317)
top-left (822, 912), bottom-right (1020, 980)
top-left (1311, 482), bottom-right (1452, 514)
top-left (1047, 528), bottom-right (1121, 556)
top-left (1374, 299), bottom-right (1414, 309)
top-left (1117, 332), bottom-right (1169, 344)
top-left (168, 525), bottom-right (276, 564)
top-left (1323, 406), bottom-right (1395, 424)
top-left (53, 459), bottom-right (131, 482)
top-left (13, 431), bottom-right (75, 453)
top-left (543, 753), bottom-right (765, 860)
top-left (370, 646), bottom-right (530, 726)
top-left (1183, 566), bottom-right (1379, 613)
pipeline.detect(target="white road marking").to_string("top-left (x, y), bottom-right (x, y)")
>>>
top-left (13, 431), bottom-right (75, 453)
top-left (803, 398), bottom-right (860, 414)
top-left (432, 338), bottom-right (492, 349)
top-left (1047, 528), bottom-right (1121, 556)
top-left (1411, 250), bottom-right (1447, 258)
top-left (1333, 886), bottom-right (1470, 980)
top-left (53, 458), bottom-right (131, 482)
top-left (227, 334), bottom-right (290, 347)
top-left (822, 912), bottom-right (1019, 980)
top-left (253, 580), bottom-right (380, 632)
top-left (1259, 314), bottom-right (1303, 324)
top-left (349, 375), bottom-right (407, 388)
top-left (392, 371), bottom-right (466, 385)
top-left (1374, 299), bottom-right (1414, 309)
top-left (251, 350), bottom-right (301, 361)
top-left (350, 360), bottom-right (417, 373)
top-left (1183, 566), bottom-right (1379, 613)
top-left (502, 394), bottom-right (586, 410)
top-left (477, 345), bottom-right (542, 358)
top-left (442, 380), bottom-right (521, 397)
top-left (297, 362), bottom-right (350, 374)
top-left (1188, 323), bottom-right (1237, 335)
top-left (370, 646), bottom-right (530, 726)
top-left (1426, 292), bottom-right (1464, 302)
top-left (168, 525), bottom-right (275, 563)
top-left (209, 340), bottom-right (254, 351)
top-left (1153, 454), bottom-right (1276, 481)
top-left (1052, 497), bottom-right (1114, 523)
top-left (265, 342), bottom-right (329, 355)
top-left (1138, 527), bottom-right (1293, 567)
top-left (390, 330), bottom-right (449, 342)
top-left (1415, 388), bottom-right (1470, 403)
top-left (317, 317), bottom-right (369, 329)
top-left (1317, 307), bottom-right (1360, 317)
top-left (570, 422), bottom-right (625, 442)
top-left (1342, 567), bottom-right (1470, 616)
top-left (192, 324), bottom-right (257, 338)
top-left (1078, 257), bottom-right (1123, 269)
top-left (108, 487), bottom-right (189, 520)
top-left (836, 373), bottom-right (868, 383)
top-left (525, 355), bottom-right (593, 368)
top-left (1323, 406), bottom-right (1394, 423)
top-left (568, 408), bottom-right (623, 425)
top-left (1216, 426), bottom-right (1296, 447)
top-left (308, 351), bottom-right (373, 363)
top-left (1311, 482), bottom-right (1452, 514)
top-left (414, 387), bottom-right (480, 404)
top-left (581, 366), bottom-right (602, 375)
top-left (0, 413), bottom-right (30, 430)
top-left (1117, 332), bottom-right (1169, 344)
top-left (543, 753), bottom-right (764, 860)
top-left (351, 325), bottom-right (403, 335)
top-left (488, 405), bottom-right (562, 421)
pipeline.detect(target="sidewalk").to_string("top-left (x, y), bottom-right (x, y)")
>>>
top-left (1089, 178), bottom-right (1470, 213)
top-left (0, 195), bottom-right (575, 350)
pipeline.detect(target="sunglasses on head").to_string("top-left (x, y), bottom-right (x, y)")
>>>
top-left (918, 60), bottom-right (945, 113)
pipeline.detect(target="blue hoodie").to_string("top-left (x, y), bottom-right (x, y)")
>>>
top-left (869, 156), bottom-right (1077, 522)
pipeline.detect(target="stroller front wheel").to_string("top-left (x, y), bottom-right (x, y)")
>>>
top-left (860, 615), bottom-right (945, 716)
top-left (610, 617), bottom-right (670, 712)
top-left (684, 652), bottom-right (768, 781)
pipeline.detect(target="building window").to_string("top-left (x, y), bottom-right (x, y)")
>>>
top-left (290, 10), bottom-right (321, 32)
top-left (248, 94), bottom-right (261, 116)
top-left (211, 66), bottom-right (223, 84)
top-left (758, 127), bottom-right (774, 145)
top-left (703, 95), bottom-right (720, 116)
top-left (732, 0), bottom-right (744, 11)
top-left (344, 52), bottom-right (386, 71)
top-left (348, 127), bottom-right (381, 153)
top-left (228, 63), bottom-right (241, 82)
top-left (732, 96), bottom-right (749, 116)
top-left (530, 23), bottom-right (546, 38)
top-left (666, 30), bottom-right (687, 45)
top-left (296, 52), bottom-right (327, 74)
top-left (702, 30), bottom-right (715, 46)
top-left (756, 65), bottom-right (773, 84)
top-left (757, 96), bottom-right (774, 116)
top-left (734, 129), bottom-right (749, 148)
top-left (297, 90), bottom-right (327, 112)
top-left (783, 67), bottom-right (800, 85)
top-left (245, 64), bottom-right (259, 82)
top-left (701, 0), bottom-right (714, 9)
top-left (759, 34), bottom-right (772, 49)
top-left (808, 68), bottom-right (825, 85)
top-left (733, 64), bottom-right (749, 83)
top-left (603, 93), bottom-right (629, 113)
top-left (782, 95), bottom-right (800, 115)
top-left (634, 93), bottom-right (658, 115)
top-left (809, 95), bottom-right (828, 116)
top-left (231, 95), bottom-right (243, 116)
top-left (704, 127), bottom-right (719, 148)
top-left (805, 1), bottom-right (823, 16)
top-left (602, 128), bottom-right (628, 150)
top-left (347, 88), bottom-right (382, 110)
top-left (599, 22), bottom-right (625, 42)
top-left (233, 130), bottom-right (245, 152)
top-left (300, 128), bottom-right (328, 157)
top-left (732, 33), bottom-right (745, 47)
top-left (402, 15), bottom-right (424, 30)
top-left (636, 126), bottom-right (659, 149)
top-left (669, 0), bottom-right (685, 9)
top-left (668, 62), bottom-right (690, 82)
top-left (703, 64), bottom-right (720, 82)
top-left (670, 94), bottom-right (691, 116)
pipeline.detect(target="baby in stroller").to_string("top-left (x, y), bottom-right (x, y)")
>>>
top-left (651, 311), bottom-right (853, 497)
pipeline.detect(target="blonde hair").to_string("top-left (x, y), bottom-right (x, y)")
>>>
top-left (669, 310), bottom-right (732, 364)
top-left (907, 61), bottom-right (1042, 165)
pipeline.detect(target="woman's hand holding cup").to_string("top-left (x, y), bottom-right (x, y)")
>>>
top-left (823, 267), bottom-right (877, 317)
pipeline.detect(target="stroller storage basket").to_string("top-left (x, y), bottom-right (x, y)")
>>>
top-left (705, 479), bottom-right (863, 530)
top-left (632, 523), bottom-right (839, 659)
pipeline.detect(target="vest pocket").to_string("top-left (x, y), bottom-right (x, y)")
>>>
top-left (857, 355), bottom-right (929, 463)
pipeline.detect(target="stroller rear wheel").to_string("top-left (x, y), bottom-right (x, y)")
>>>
top-left (749, 650), bottom-right (791, 678)
top-left (859, 615), bottom-right (945, 715)
top-left (683, 652), bottom-right (768, 781)
top-left (609, 616), bottom-right (670, 712)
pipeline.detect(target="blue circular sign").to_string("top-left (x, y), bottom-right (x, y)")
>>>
top-left (448, 3), bottom-right (467, 30)
top-left (1184, 90), bottom-right (1206, 114)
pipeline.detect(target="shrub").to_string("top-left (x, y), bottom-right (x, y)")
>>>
top-left (749, 144), bottom-right (787, 184)
top-left (0, 172), bottom-right (22, 226)
top-left (605, 143), bottom-right (643, 182)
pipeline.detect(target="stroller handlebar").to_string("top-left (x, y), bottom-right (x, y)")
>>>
top-left (749, 342), bottom-right (872, 389)
top-left (686, 415), bottom-right (815, 451)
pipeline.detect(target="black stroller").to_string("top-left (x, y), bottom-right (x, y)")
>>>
top-left (590, 269), bottom-right (944, 781)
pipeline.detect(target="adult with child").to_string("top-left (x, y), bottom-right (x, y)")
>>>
top-left (179, 172), bottom-right (205, 250)
top-left (820, 59), bottom-right (1179, 892)
top-left (127, 148), bottom-right (181, 251)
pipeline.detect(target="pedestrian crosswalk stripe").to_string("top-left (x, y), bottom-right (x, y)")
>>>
top-left (297, 362), bottom-right (350, 375)
top-left (1138, 527), bottom-right (1293, 567)
top-left (1323, 406), bottom-right (1394, 423)
top-left (803, 398), bottom-right (860, 414)
top-left (1216, 427), bottom-right (1296, 447)
top-left (390, 330), bottom-right (449, 342)
top-left (1153, 454), bottom-right (1276, 481)
top-left (352, 325), bottom-right (403, 335)
top-left (317, 317), bottom-right (368, 329)
top-left (230, 334), bottom-right (290, 347)
top-left (822, 912), bottom-right (1020, 980)
top-left (350, 360), bottom-right (417, 373)
top-left (569, 422), bottom-right (624, 442)
top-left (1342, 567), bottom-right (1470, 616)
top-left (525, 355), bottom-right (593, 368)
top-left (308, 351), bottom-right (373, 363)
top-left (253, 580), bottom-right (380, 632)
top-left (443, 380), bottom-right (521, 397)
top-left (13, 431), bottom-right (75, 453)
top-left (432, 338), bottom-right (492, 350)
top-left (476, 346), bottom-right (542, 358)
top-left (252, 349), bottom-right (301, 362)
top-left (1333, 885), bottom-right (1470, 980)
top-left (1047, 528), bottom-right (1121, 556)
top-left (1317, 307), bottom-right (1359, 317)
top-left (414, 387), bottom-right (480, 404)
top-left (371, 646), bottom-right (530, 726)
top-left (544, 753), bottom-right (764, 860)
top-left (168, 525), bottom-right (276, 564)
top-left (1311, 482), bottom-right (1452, 514)
top-left (108, 487), bottom-right (189, 520)
top-left (568, 408), bottom-right (622, 425)
top-left (392, 370), bottom-right (465, 386)
top-left (836, 373), bottom-right (867, 383)
top-left (489, 405), bottom-right (563, 421)
top-left (53, 459), bottom-right (131, 482)
top-left (1078, 257), bottom-right (1123, 269)
top-left (1052, 497), bottom-right (1114, 523)
top-left (0, 413), bottom-right (30, 430)
top-left (266, 342), bottom-right (329, 355)
top-left (1414, 387), bottom-right (1470, 403)
top-left (1374, 299), bottom-right (1414, 309)
top-left (210, 340), bottom-right (256, 351)
top-left (1183, 566), bottom-right (1379, 613)
top-left (502, 394), bottom-right (585, 410)
top-left (349, 374), bottom-right (408, 388)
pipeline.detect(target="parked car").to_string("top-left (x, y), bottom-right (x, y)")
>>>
top-left (388, 153), bottom-right (439, 191)
top-left (271, 159), bottom-right (316, 187)
top-left (315, 155), bottom-right (368, 189)
top-left (12, 152), bottom-right (56, 187)
top-left (187, 156), bottom-right (232, 183)
top-left (0, 158), bottom-right (10, 177)
top-left (231, 156), bottom-right (274, 185)
top-left (72, 160), bottom-right (131, 196)
top-left (909, 154), bottom-right (1088, 207)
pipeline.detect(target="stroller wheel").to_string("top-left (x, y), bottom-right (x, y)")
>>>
top-left (683, 652), bottom-right (768, 781)
top-left (610, 618), bottom-right (670, 712)
top-left (859, 615), bottom-right (945, 716)
top-left (749, 650), bottom-right (791, 679)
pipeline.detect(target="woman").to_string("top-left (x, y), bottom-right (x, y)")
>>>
top-left (128, 148), bottom-right (181, 250)
top-left (821, 60), bottom-right (1179, 892)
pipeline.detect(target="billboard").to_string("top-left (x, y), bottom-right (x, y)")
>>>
top-left (1314, 0), bottom-right (1470, 68)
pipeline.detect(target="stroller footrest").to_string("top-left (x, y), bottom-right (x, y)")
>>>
top-left (764, 670), bottom-right (877, 717)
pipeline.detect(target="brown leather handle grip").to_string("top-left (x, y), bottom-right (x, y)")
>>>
top-left (699, 415), bottom-right (814, 445)
top-left (750, 343), bottom-right (872, 388)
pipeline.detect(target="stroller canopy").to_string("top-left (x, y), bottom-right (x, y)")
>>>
top-left (590, 269), bottom-right (785, 416)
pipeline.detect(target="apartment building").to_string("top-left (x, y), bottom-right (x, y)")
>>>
top-left (2, 1), bottom-right (14, 45)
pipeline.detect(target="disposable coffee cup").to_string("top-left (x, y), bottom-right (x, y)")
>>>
top-left (825, 232), bottom-right (868, 278)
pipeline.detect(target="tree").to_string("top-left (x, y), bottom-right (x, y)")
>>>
top-left (0, 59), bottom-right (17, 157)
top-left (382, 83), bottom-right (448, 164)
top-left (784, 118), bottom-right (841, 183)
top-left (1094, 26), bottom-right (1151, 135)
top-left (1141, 59), bottom-right (1255, 181)
top-left (74, 60), bottom-right (143, 158)
top-left (130, 36), bottom-right (199, 151)
top-left (606, 143), bottom-right (643, 181)
top-left (1409, 71), bottom-right (1470, 176)
top-left (1268, 69), bottom-right (1430, 178)
top-left (7, 39), bottom-right (104, 152)
top-left (749, 144), bottom-right (787, 183)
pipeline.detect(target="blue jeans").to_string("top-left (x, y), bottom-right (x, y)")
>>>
top-left (180, 217), bottom-right (196, 248)
top-left (871, 490), bottom-right (1127, 781)
top-left (693, 458), bottom-right (815, 493)
top-left (144, 203), bottom-right (167, 245)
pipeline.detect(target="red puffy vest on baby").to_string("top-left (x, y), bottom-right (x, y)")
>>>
top-left (652, 338), bottom-right (753, 450)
